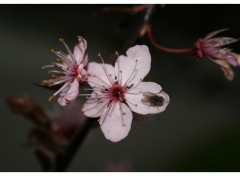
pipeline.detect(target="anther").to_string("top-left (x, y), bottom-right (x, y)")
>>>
top-left (59, 38), bottom-right (64, 42)
top-left (115, 51), bottom-right (119, 55)
top-left (98, 53), bottom-right (101, 57)
top-left (48, 95), bottom-right (55, 102)
top-left (51, 49), bottom-right (55, 53)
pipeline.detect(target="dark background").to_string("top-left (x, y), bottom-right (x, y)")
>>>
top-left (1, 4), bottom-right (240, 171)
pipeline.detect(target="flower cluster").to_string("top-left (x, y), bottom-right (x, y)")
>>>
top-left (42, 37), bottom-right (170, 142)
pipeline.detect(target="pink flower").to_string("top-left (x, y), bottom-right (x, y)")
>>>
top-left (82, 45), bottom-right (170, 142)
top-left (194, 29), bottom-right (240, 81)
top-left (42, 36), bottom-right (88, 106)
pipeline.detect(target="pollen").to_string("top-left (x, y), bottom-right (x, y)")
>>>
top-left (48, 95), bottom-right (55, 102)
top-left (59, 38), bottom-right (64, 42)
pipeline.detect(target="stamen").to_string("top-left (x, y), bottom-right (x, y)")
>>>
top-left (84, 88), bottom-right (101, 91)
top-left (91, 74), bottom-right (111, 87)
top-left (87, 94), bottom-right (109, 100)
top-left (48, 70), bottom-right (65, 74)
top-left (59, 38), bottom-right (75, 63)
top-left (124, 59), bottom-right (138, 86)
top-left (85, 96), bottom-right (109, 104)
top-left (98, 53), bottom-right (114, 84)
top-left (91, 101), bottom-right (110, 118)
top-left (42, 65), bottom-right (54, 69)
top-left (99, 102), bottom-right (115, 125)
top-left (48, 95), bottom-right (55, 102)
top-left (48, 79), bottom-right (66, 86)
top-left (81, 78), bottom-right (108, 88)
top-left (54, 63), bottom-right (68, 71)
top-left (128, 78), bottom-right (143, 91)
top-left (51, 74), bottom-right (60, 79)
top-left (49, 82), bottom-right (70, 101)
top-left (115, 51), bottom-right (122, 85)
top-left (55, 51), bottom-right (67, 60)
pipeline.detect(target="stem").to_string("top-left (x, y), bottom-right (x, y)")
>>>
top-left (121, 5), bottom-right (156, 53)
top-left (51, 118), bottom-right (95, 172)
top-left (146, 25), bottom-right (193, 54)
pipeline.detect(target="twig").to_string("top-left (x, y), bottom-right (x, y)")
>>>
top-left (51, 118), bottom-right (95, 172)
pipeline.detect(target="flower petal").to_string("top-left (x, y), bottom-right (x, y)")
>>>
top-left (73, 36), bottom-right (87, 64)
top-left (58, 79), bottom-right (79, 106)
top-left (114, 45), bottom-right (151, 87)
top-left (125, 82), bottom-right (170, 115)
top-left (210, 58), bottom-right (234, 81)
top-left (87, 62), bottom-right (116, 88)
top-left (82, 91), bottom-right (110, 118)
top-left (100, 102), bottom-right (133, 142)
top-left (204, 28), bottom-right (228, 40)
top-left (207, 37), bottom-right (238, 47)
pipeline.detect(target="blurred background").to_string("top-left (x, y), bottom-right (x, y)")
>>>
top-left (1, 4), bottom-right (240, 171)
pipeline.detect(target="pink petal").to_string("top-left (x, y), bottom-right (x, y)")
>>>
top-left (82, 92), bottom-right (110, 118)
top-left (204, 28), bottom-right (228, 40)
top-left (87, 62), bottom-right (116, 88)
top-left (73, 36), bottom-right (87, 64)
top-left (207, 37), bottom-right (238, 47)
top-left (100, 102), bottom-right (133, 142)
top-left (125, 82), bottom-right (170, 115)
top-left (58, 79), bottom-right (79, 106)
top-left (210, 58), bottom-right (234, 81)
top-left (114, 45), bottom-right (151, 87)
top-left (82, 54), bottom-right (89, 66)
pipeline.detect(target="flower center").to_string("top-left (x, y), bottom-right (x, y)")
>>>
top-left (110, 84), bottom-right (126, 102)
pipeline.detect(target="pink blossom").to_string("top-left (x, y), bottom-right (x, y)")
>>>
top-left (194, 29), bottom-right (240, 81)
top-left (42, 36), bottom-right (88, 106)
top-left (82, 45), bottom-right (169, 142)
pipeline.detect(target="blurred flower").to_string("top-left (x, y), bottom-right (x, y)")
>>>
top-left (105, 160), bottom-right (133, 172)
top-left (31, 102), bottom-right (93, 171)
top-left (193, 29), bottom-right (240, 81)
top-left (7, 95), bottom-right (93, 171)
top-left (82, 45), bottom-right (169, 142)
top-left (7, 94), bottom-right (50, 127)
top-left (42, 36), bottom-right (88, 106)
